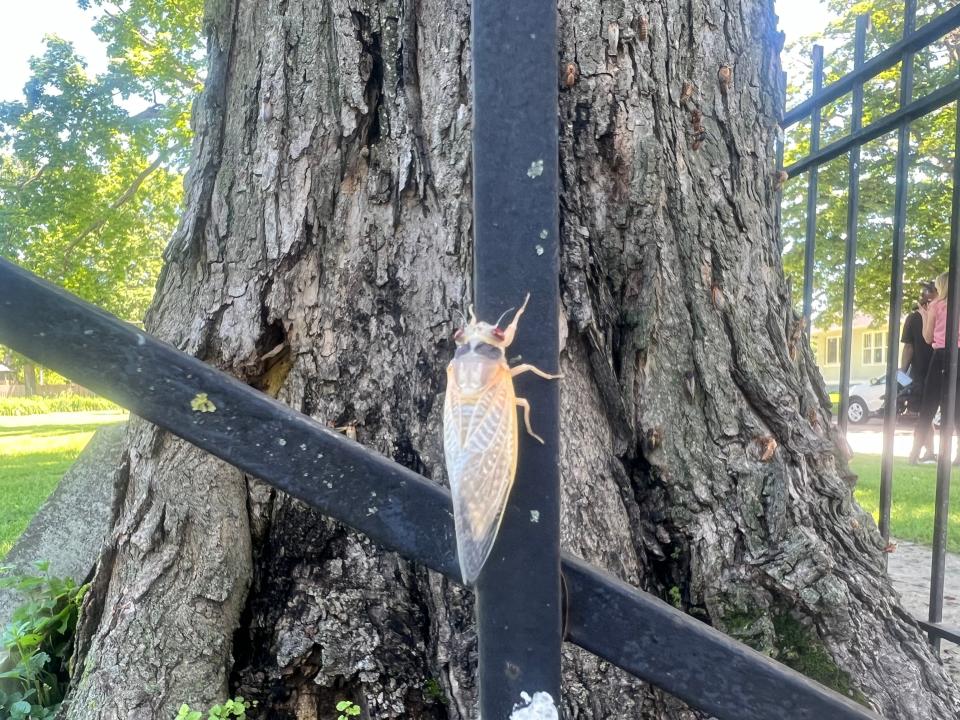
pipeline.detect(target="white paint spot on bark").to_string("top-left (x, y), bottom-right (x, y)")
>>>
top-left (510, 692), bottom-right (558, 720)
top-left (535, 245), bottom-right (544, 256)
top-left (527, 159), bottom-right (544, 178)
top-left (277, 438), bottom-right (287, 446)
top-left (539, 229), bottom-right (548, 239)
top-left (530, 510), bottom-right (540, 523)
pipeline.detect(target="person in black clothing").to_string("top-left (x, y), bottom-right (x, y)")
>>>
top-left (903, 281), bottom-right (937, 462)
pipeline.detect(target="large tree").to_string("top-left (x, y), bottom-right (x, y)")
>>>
top-left (58, 0), bottom-right (959, 718)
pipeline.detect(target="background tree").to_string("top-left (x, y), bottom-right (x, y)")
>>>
top-left (0, 0), bottom-right (204, 321)
top-left (781, 0), bottom-right (959, 327)
top-left (50, 0), bottom-right (960, 719)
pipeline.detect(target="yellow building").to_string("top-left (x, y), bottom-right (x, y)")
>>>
top-left (809, 313), bottom-right (897, 391)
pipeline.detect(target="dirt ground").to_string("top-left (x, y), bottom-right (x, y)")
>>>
top-left (887, 539), bottom-right (960, 680)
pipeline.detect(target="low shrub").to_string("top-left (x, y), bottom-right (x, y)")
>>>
top-left (0, 562), bottom-right (88, 719)
top-left (0, 395), bottom-right (120, 417)
top-left (175, 697), bottom-right (255, 719)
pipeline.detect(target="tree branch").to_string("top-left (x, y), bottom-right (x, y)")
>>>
top-left (60, 155), bottom-right (165, 269)
top-left (130, 104), bottom-right (166, 122)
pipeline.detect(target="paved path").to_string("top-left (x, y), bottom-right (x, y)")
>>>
top-left (887, 539), bottom-right (960, 678)
top-left (845, 418), bottom-right (959, 458)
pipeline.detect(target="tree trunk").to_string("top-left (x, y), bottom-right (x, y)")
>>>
top-left (23, 360), bottom-right (37, 396)
top-left (63, 0), bottom-right (960, 718)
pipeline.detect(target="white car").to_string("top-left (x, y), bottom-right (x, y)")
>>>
top-left (845, 374), bottom-right (937, 426)
top-left (845, 377), bottom-right (887, 424)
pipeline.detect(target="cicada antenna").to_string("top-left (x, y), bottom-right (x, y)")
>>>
top-left (494, 306), bottom-right (516, 329)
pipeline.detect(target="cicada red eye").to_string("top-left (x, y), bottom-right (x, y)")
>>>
top-left (454, 329), bottom-right (465, 341)
top-left (492, 327), bottom-right (505, 340)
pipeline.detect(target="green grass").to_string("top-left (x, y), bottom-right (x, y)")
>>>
top-left (851, 453), bottom-right (960, 553)
top-left (0, 411), bottom-right (126, 558)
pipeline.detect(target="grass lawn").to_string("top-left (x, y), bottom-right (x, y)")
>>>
top-left (851, 453), bottom-right (960, 553)
top-left (0, 411), bottom-right (126, 558)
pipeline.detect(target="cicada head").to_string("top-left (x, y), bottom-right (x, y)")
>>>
top-left (452, 294), bottom-right (531, 351)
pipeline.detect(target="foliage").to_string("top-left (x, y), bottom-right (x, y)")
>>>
top-left (0, 395), bottom-right (119, 417)
top-left (0, 0), bottom-right (204, 322)
top-left (175, 697), bottom-right (255, 720)
top-left (336, 700), bottom-right (361, 720)
top-left (780, 0), bottom-right (959, 328)
top-left (0, 562), bottom-right (89, 719)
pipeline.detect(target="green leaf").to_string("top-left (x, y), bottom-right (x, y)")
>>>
top-left (28, 651), bottom-right (51, 671)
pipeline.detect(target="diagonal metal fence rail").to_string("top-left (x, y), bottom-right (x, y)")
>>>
top-left (781, 1), bottom-right (960, 650)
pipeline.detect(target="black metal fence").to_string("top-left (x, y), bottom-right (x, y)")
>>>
top-left (0, 1), bottom-right (935, 718)
top-left (781, 1), bottom-right (960, 649)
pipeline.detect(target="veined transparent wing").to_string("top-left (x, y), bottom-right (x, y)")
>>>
top-left (443, 365), bottom-right (519, 584)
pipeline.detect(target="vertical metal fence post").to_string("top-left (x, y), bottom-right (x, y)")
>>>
top-left (838, 16), bottom-right (869, 437)
top-left (471, 0), bottom-right (562, 715)
top-left (929, 97), bottom-right (960, 651)
top-left (803, 46), bottom-right (825, 326)
top-left (879, 0), bottom-right (917, 545)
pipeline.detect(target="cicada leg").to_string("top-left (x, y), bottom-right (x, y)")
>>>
top-left (515, 397), bottom-right (545, 444)
top-left (510, 363), bottom-right (563, 381)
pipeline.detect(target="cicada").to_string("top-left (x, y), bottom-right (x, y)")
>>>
top-left (443, 293), bottom-right (561, 584)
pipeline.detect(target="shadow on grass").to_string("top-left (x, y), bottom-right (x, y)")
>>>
top-left (0, 421), bottom-right (124, 439)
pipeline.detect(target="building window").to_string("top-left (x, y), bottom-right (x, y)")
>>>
top-left (862, 331), bottom-right (885, 366)
top-left (825, 336), bottom-right (840, 366)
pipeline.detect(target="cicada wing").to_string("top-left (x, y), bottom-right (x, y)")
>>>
top-left (443, 367), bottom-right (518, 585)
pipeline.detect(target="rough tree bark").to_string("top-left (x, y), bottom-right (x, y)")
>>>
top-left (61, 0), bottom-right (960, 718)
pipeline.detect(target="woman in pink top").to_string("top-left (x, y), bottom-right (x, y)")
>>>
top-left (910, 272), bottom-right (960, 463)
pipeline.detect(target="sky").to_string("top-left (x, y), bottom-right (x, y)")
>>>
top-left (776, 0), bottom-right (836, 44)
top-left (0, 0), bottom-right (108, 101)
top-left (0, 0), bottom-right (835, 103)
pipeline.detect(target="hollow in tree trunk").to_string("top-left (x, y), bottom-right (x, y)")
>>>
top-left (61, 0), bottom-right (960, 718)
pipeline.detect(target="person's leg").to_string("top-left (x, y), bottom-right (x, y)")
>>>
top-left (952, 360), bottom-right (960, 465)
top-left (914, 375), bottom-right (937, 458)
top-left (911, 352), bottom-right (945, 463)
